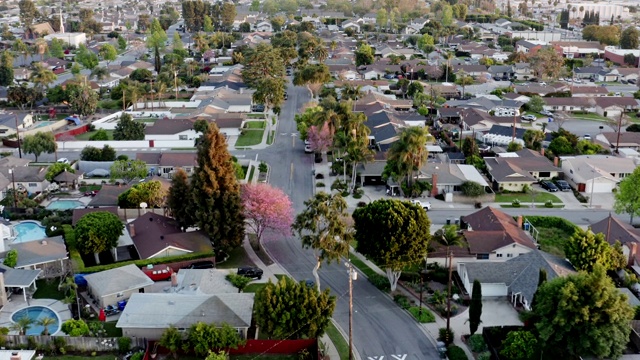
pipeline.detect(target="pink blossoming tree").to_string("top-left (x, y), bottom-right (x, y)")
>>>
top-left (307, 122), bottom-right (333, 153)
top-left (241, 183), bottom-right (294, 243)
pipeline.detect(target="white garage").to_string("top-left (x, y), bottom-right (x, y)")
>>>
top-left (480, 283), bottom-right (509, 297)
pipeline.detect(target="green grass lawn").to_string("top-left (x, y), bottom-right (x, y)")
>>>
top-left (135, 118), bottom-right (158, 123)
top-left (247, 113), bottom-right (266, 119)
top-left (217, 246), bottom-right (255, 269)
top-left (267, 130), bottom-right (275, 145)
top-left (349, 253), bottom-right (377, 278)
top-left (325, 321), bottom-right (350, 360)
top-left (75, 130), bottom-right (114, 140)
top-left (408, 306), bottom-right (436, 323)
top-left (33, 279), bottom-right (65, 300)
top-left (79, 185), bottom-right (102, 192)
top-left (570, 113), bottom-right (610, 122)
top-left (494, 192), bottom-right (562, 203)
top-left (245, 121), bottom-right (266, 129)
top-left (536, 227), bottom-right (573, 257)
top-left (86, 321), bottom-right (122, 337)
top-left (235, 129), bottom-right (264, 147)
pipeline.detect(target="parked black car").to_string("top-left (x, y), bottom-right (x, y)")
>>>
top-left (237, 267), bottom-right (263, 279)
top-left (554, 180), bottom-right (571, 191)
top-left (540, 180), bottom-right (559, 192)
top-left (184, 260), bottom-right (215, 269)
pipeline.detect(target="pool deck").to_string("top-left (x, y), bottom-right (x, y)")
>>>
top-left (41, 196), bottom-right (92, 210)
top-left (0, 298), bottom-right (71, 335)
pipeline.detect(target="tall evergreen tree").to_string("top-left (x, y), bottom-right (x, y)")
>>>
top-left (468, 279), bottom-right (482, 335)
top-left (531, 268), bottom-right (547, 310)
top-left (191, 123), bottom-right (244, 252)
top-left (506, 0), bottom-right (512, 17)
top-left (0, 51), bottom-right (14, 87)
top-left (167, 168), bottom-right (195, 231)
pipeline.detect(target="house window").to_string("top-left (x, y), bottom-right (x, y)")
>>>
top-left (507, 253), bottom-right (513, 258)
top-left (28, 183), bottom-right (37, 187)
top-left (539, 172), bottom-right (550, 178)
top-left (116, 292), bottom-right (124, 298)
top-left (476, 254), bottom-right (489, 260)
top-left (179, 135), bottom-right (188, 140)
top-left (163, 167), bottom-right (172, 174)
top-left (496, 253), bottom-right (503, 258)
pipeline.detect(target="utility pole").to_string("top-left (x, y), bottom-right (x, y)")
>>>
top-left (615, 112), bottom-right (623, 154)
top-left (446, 251), bottom-right (453, 344)
top-left (345, 260), bottom-right (357, 360)
top-left (512, 113), bottom-right (517, 144)
top-left (9, 169), bottom-right (16, 209)
top-left (13, 115), bottom-right (22, 158)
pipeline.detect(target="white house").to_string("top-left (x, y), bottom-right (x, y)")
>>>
top-left (254, 21), bottom-right (273, 32)
top-left (560, 155), bottom-right (636, 193)
top-left (45, 32), bottom-right (87, 47)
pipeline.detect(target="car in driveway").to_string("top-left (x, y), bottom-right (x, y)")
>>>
top-left (554, 179), bottom-right (571, 191)
top-left (183, 260), bottom-right (215, 269)
top-left (410, 199), bottom-right (431, 211)
top-left (521, 114), bottom-right (537, 121)
top-left (539, 180), bottom-right (559, 192)
top-left (237, 267), bottom-right (263, 279)
top-left (141, 264), bottom-right (174, 281)
top-left (540, 110), bottom-right (554, 117)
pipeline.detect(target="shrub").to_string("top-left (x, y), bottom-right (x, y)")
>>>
top-left (512, 199), bottom-right (521, 207)
top-left (117, 337), bottom-right (131, 353)
top-left (478, 351), bottom-right (491, 360)
top-left (461, 181), bottom-right (485, 197)
top-left (438, 328), bottom-right (455, 346)
top-left (352, 187), bottom-right (364, 199)
top-left (446, 345), bottom-right (467, 360)
top-left (394, 294), bottom-right (411, 309)
top-left (368, 273), bottom-right (390, 292)
top-left (468, 334), bottom-right (487, 352)
top-left (544, 200), bottom-right (553, 208)
top-left (131, 353), bottom-right (144, 360)
top-left (408, 307), bottom-right (436, 323)
top-left (357, 201), bottom-right (367, 208)
top-left (315, 173), bottom-right (324, 179)
top-left (523, 216), bottom-right (578, 234)
top-left (316, 182), bottom-right (325, 187)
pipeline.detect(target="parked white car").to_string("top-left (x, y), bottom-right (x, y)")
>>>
top-left (410, 199), bottom-right (432, 211)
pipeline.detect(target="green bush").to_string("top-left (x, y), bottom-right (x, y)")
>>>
top-left (82, 251), bottom-right (216, 273)
top-left (394, 294), bottom-right (411, 309)
top-left (446, 345), bottom-right (467, 360)
top-left (523, 216), bottom-right (577, 234)
top-left (62, 224), bottom-right (85, 271)
top-left (512, 199), bottom-right (521, 207)
top-left (478, 351), bottom-right (491, 360)
top-left (316, 182), bottom-right (325, 187)
top-left (468, 334), bottom-right (487, 352)
top-left (408, 307), bottom-right (435, 323)
top-left (368, 273), bottom-right (390, 292)
top-left (438, 328), bottom-right (455, 346)
top-left (544, 200), bottom-right (553, 208)
top-left (117, 337), bottom-right (131, 353)
top-left (461, 181), bottom-right (485, 197)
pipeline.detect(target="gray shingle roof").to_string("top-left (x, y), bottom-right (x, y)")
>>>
top-left (10, 236), bottom-right (68, 268)
top-left (84, 264), bottom-right (154, 298)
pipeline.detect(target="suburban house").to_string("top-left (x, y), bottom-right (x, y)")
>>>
top-left (458, 250), bottom-right (574, 310)
top-left (429, 207), bottom-right (537, 266)
top-left (88, 185), bottom-right (132, 207)
top-left (204, 87), bottom-right (253, 113)
top-left (127, 212), bottom-right (213, 259)
top-left (144, 118), bottom-right (198, 142)
top-left (0, 167), bottom-right (50, 195)
top-left (595, 132), bottom-right (640, 152)
top-left (9, 236), bottom-right (68, 278)
top-left (591, 214), bottom-right (640, 268)
top-left (0, 113), bottom-right (34, 137)
top-left (174, 269), bottom-right (238, 295)
top-left (513, 63), bottom-right (534, 80)
top-left (483, 149), bottom-right (559, 191)
top-left (83, 264), bottom-right (154, 309)
top-left (541, 97), bottom-right (597, 113)
top-left (421, 161), bottom-right (490, 196)
top-left (116, 292), bottom-right (255, 340)
top-left (561, 155), bottom-right (636, 193)
top-left (594, 97), bottom-right (639, 118)
top-left (136, 152), bottom-right (198, 178)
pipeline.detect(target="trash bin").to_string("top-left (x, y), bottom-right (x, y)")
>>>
top-left (446, 218), bottom-right (451, 225)
top-left (455, 219), bottom-right (460, 225)
top-left (117, 300), bottom-right (127, 311)
top-left (524, 222), bottom-right (530, 231)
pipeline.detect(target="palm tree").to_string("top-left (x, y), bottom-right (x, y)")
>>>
top-left (292, 192), bottom-right (353, 292)
top-left (90, 66), bottom-right (109, 81)
top-left (455, 71), bottom-right (474, 99)
top-left (433, 224), bottom-right (464, 268)
top-left (192, 32), bottom-right (209, 54)
top-left (346, 122), bottom-right (374, 190)
top-left (444, 52), bottom-right (455, 83)
top-left (387, 127), bottom-right (431, 191)
top-left (155, 81), bottom-right (168, 107)
top-left (126, 82), bottom-right (142, 110)
top-left (10, 316), bottom-right (34, 335)
top-left (30, 63), bottom-right (57, 89)
top-left (37, 317), bottom-right (56, 335)
top-left (313, 44), bottom-right (329, 63)
top-left (329, 40), bottom-right (338, 52)
top-left (34, 38), bottom-right (48, 62)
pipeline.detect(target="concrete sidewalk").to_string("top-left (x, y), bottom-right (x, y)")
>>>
top-left (242, 235), bottom-right (343, 360)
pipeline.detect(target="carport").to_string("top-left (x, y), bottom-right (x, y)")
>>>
top-left (2, 266), bottom-right (41, 304)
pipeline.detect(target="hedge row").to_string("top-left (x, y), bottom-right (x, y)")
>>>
top-left (62, 224), bottom-right (84, 271)
top-left (521, 216), bottom-right (578, 234)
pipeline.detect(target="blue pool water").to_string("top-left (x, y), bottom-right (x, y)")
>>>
top-left (11, 306), bottom-right (60, 335)
top-left (33, 121), bottom-right (56, 129)
top-left (46, 199), bottom-right (84, 210)
top-left (13, 221), bottom-right (47, 243)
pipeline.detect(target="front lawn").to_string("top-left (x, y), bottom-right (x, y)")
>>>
top-left (408, 306), bottom-right (436, 323)
top-left (245, 121), bottom-right (265, 129)
top-left (79, 185), bottom-right (102, 192)
top-left (494, 192), bottom-right (562, 203)
top-left (325, 321), bottom-right (350, 360)
top-left (570, 112), bottom-right (610, 121)
top-left (235, 129), bottom-right (264, 147)
top-left (217, 246), bottom-right (255, 269)
top-left (525, 216), bottom-right (578, 257)
top-left (75, 130), bottom-right (114, 140)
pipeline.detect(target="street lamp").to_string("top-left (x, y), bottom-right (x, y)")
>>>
top-left (14, 115), bottom-right (22, 158)
top-left (589, 169), bottom-right (596, 209)
top-left (8, 168), bottom-right (16, 209)
top-left (345, 260), bottom-right (358, 360)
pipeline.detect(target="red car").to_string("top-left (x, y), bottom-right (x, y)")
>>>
top-left (141, 264), bottom-right (174, 281)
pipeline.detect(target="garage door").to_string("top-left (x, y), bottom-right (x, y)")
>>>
top-left (589, 181), bottom-right (613, 194)
top-left (481, 283), bottom-right (508, 297)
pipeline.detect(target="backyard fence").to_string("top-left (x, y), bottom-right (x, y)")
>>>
top-left (4, 335), bottom-right (146, 352)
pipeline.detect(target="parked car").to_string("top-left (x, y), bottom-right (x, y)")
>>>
top-left (237, 267), bottom-right (263, 279)
top-left (84, 190), bottom-right (98, 197)
top-left (57, 158), bottom-right (70, 164)
top-left (554, 180), bottom-right (571, 191)
top-left (521, 114), bottom-right (537, 121)
top-left (629, 79), bottom-right (637, 84)
top-left (621, 79), bottom-right (628, 84)
top-left (141, 264), bottom-right (174, 281)
top-left (410, 199), bottom-right (432, 211)
top-left (284, 92), bottom-right (288, 100)
top-left (183, 260), bottom-right (215, 269)
top-left (540, 180), bottom-right (559, 192)
top-left (540, 110), bottom-right (554, 117)
top-left (304, 145), bottom-right (313, 153)
top-left (583, 134), bottom-right (592, 140)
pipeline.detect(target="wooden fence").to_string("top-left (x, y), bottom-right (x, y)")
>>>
top-left (4, 335), bottom-right (146, 352)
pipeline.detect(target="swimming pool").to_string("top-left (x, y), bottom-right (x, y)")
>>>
top-left (11, 306), bottom-right (60, 336)
top-left (13, 221), bottom-right (47, 243)
top-left (32, 121), bottom-right (57, 129)
top-left (46, 199), bottom-right (84, 210)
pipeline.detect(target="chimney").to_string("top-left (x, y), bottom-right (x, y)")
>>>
top-left (540, 147), bottom-right (544, 156)
top-left (553, 156), bottom-right (559, 167)
top-left (129, 223), bottom-right (135, 237)
top-left (431, 174), bottom-right (438, 197)
top-left (10, 352), bottom-right (21, 360)
top-left (517, 215), bottom-right (523, 228)
top-left (629, 242), bottom-right (638, 267)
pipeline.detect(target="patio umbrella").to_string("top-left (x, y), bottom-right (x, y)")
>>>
top-left (99, 308), bottom-right (106, 322)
